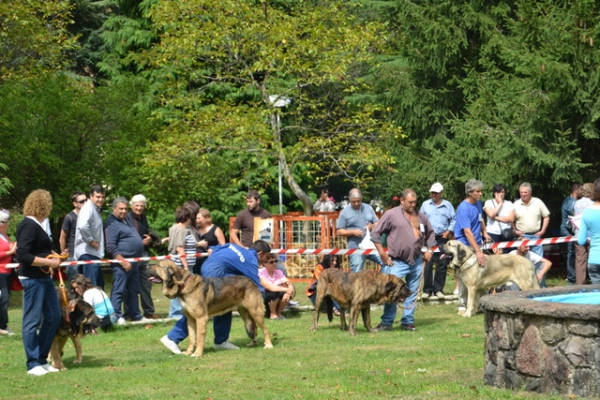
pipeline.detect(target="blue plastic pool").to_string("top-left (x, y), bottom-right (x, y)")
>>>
top-left (532, 290), bottom-right (600, 305)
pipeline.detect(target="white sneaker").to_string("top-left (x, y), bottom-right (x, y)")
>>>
top-left (0, 329), bottom-right (8, 336)
top-left (214, 341), bottom-right (239, 350)
top-left (27, 366), bottom-right (49, 376)
top-left (41, 363), bottom-right (59, 373)
top-left (288, 300), bottom-right (299, 307)
top-left (117, 317), bottom-right (126, 325)
top-left (453, 289), bottom-right (459, 295)
top-left (136, 317), bottom-right (152, 323)
top-left (420, 293), bottom-right (430, 299)
top-left (5, 328), bottom-right (15, 336)
top-left (160, 335), bottom-right (182, 355)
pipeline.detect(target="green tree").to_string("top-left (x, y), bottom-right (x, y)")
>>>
top-left (365, 0), bottom-right (597, 207)
top-left (0, 0), bottom-right (77, 82)
top-left (137, 0), bottom-right (401, 214)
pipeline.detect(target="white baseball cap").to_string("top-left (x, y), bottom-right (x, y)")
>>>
top-left (429, 183), bottom-right (444, 193)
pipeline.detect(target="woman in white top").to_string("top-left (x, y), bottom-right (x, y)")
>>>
top-left (70, 274), bottom-right (116, 325)
top-left (483, 183), bottom-right (515, 253)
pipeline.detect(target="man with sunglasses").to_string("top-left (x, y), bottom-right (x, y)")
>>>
top-left (59, 191), bottom-right (87, 283)
top-left (74, 185), bottom-right (106, 289)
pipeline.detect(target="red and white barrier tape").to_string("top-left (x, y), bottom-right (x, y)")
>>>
top-left (1, 235), bottom-right (579, 269)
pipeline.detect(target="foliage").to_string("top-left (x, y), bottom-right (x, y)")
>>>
top-left (0, 0), bottom-right (78, 82)
top-left (0, 73), bottom-right (158, 216)
top-left (136, 0), bottom-right (401, 214)
top-left (365, 0), bottom-right (598, 207)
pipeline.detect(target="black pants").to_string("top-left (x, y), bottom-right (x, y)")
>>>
top-left (423, 236), bottom-right (449, 295)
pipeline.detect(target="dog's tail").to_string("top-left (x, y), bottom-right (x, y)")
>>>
top-left (325, 296), bottom-right (334, 322)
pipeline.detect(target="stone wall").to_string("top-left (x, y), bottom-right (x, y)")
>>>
top-left (480, 285), bottom-right (600, 398)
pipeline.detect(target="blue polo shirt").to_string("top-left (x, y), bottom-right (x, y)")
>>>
top-left (201, 244), bottom-right (263, 292)
top-left (336, 203), bottom-right (379, 248)
top-left (420, 198), bottom-right (456, 235)
top-left (454, 200), bottom-right (484, 246)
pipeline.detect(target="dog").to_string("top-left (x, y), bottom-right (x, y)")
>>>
top-left (309, 268), bottom-right (411, 336)
top-left (148, 260), bottom-right (273, 357)
top-left (49, 289), bottom-right (100, 370)
top-left (440, 240), bottom-right (540, 317)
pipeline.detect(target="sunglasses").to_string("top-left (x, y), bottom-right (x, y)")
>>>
top-left (76, 199), bottom-right (87, 204)
top-left (265, 261), bottom-right (277, 264)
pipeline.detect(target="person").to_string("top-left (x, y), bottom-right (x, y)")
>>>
top-left (70, 274), bottom-right (117, 326)
top-left (194, 208), bottom-right (226, 275)
top-left (305, 254), bottom-right (343, 315)
top-left (167, 206), bottom-right (197, 318)
top-left (313, 189), bottom-right (336, 212)
top-left (573, 183), bottom-right (594, 285)
top-left (336, 188), bottom-right (383, 273)
top-left (74, 185), bottom-right (106, 288)
top-left (59, 191), bottom-right (87, 284)
top-left (483, 183), bottom-right (515, 252)
top-left (419, 182), bottom-right (456, 299)
top-left (126, 194), bottom-right (159, 319)
top-left (16, 189), bottom-right (63, 376)
top-left (513, 182), bottom-right (550, 258)
top-left (509, 245), bottom-right (552, 288)
top-left (104, 197), bottom-right (147, 324)
top-left (0, 210), bottom-right (17, 336)
top-left (370, 189), bottom-right (436, 332)
top-left (160, 240), bottom-right (271, 355)
top-left (259, 253), bottom-right (295, 320)
top-left (561, 183), bottom-right (582, 284)
top-left (230, 190), bottom-right (271, 248)
top-left (454, 179), bottom-right (491, 311)
top-left (577, 178), bottom-right (600, 284)
top-left (455, 179), bottom-right (492, 267)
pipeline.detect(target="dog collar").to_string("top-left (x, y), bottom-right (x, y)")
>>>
top-left (179, 274), bottom-right (193, 291)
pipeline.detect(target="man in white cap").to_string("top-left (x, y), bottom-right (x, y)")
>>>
top-left (420, 183), bottom-right (456, 299)
top-left (126, 194), bottom-right (160, 319)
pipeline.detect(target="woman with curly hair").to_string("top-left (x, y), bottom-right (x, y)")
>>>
top-left (16, 189), bottom-right (62, 376)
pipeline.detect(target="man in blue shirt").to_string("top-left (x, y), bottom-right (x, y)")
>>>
top-left (454, 179), bottom-right (491, 313)
top-left (336, 188), bottom-right (383, 272)
top-left (420, 183), bottom-right (456, 299)
top-left (160, 240), bottom-right (270, 354)
top-left (561, 183), bottom-right (582, 284)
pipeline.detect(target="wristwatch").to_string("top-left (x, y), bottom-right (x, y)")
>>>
top-left (421, 246), bottom-right (433, 254)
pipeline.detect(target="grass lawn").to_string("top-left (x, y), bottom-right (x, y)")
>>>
top-left (0, 274), bottom-right (571, 400)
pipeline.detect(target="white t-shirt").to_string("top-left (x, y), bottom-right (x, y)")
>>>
top-left (83, 288), bottom-right (114, 318)
top-left (509, 250), bottom-right (543, 272)
top-left (483, 199), bottom-right (514, 235)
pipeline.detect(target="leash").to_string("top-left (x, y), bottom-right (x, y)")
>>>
top-left (46, 254), bottom-right (71, 321)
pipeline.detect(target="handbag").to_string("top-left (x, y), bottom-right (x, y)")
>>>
top-left (358, 228), bottom-right (376, 249)
top-left (9, 269), bottom-right (23, 291)
top-left (501, 227), bottom-right (517, 241)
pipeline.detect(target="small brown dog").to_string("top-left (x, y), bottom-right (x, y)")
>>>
top-left (310, 269), bottom-right (411, 336)
top-left (49, 289), bottom-right (100, 370)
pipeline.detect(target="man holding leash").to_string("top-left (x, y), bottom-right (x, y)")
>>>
top-left (160, 240), bottom-right (271, 354)
top-left (454, 179), bottom-right (491, 313)
top-left (370, 189), bottom-right (436, 332)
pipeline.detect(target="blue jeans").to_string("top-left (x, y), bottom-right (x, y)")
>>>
top-left (22, 277), bottom-right (61, 370)
top-left (168, 312), bottom-right (232, 345)
top-left (169, 299), bottom-right (183, 318)
top-left (79, 254), bottom-right (105, 289)
top-left (522, 234), bottom-right (543, 258)
top-left (380, 256), bottom-right (423, 327)
top-left (349, 252), bottom-right (384, 273)
top-left (588, 263), bottom-right (600, 284)
top-left (560, 228), bottom-right (575, 284)
top-left (110, 263), bottom-right (142, 320)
